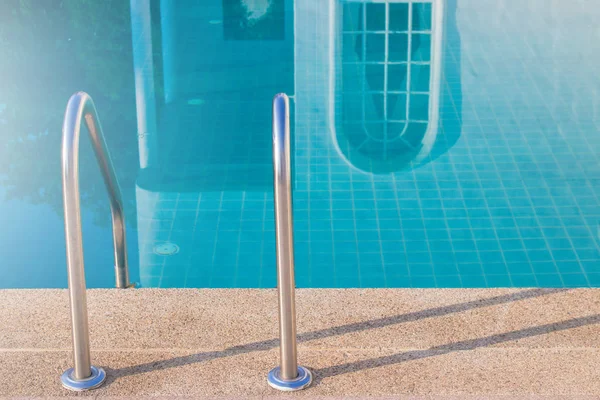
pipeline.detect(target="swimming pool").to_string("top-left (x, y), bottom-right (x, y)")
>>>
top-left (1, 0), bottom-right (600, 289)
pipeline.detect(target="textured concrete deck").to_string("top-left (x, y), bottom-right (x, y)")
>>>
top-left (1, 289), bottom-right (600, 398)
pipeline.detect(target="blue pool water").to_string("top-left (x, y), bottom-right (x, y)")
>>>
top-left (1, 0), bottom-right (600, 288)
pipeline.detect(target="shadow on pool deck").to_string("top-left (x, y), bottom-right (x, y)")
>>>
top-left (313, 312), bottom-right (600, 383)
top-left (103, 288), bottom-right (590, 387)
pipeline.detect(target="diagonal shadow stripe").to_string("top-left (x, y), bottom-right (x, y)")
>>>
top-left (292, 288), bottom-right (568, 343)
top-left (105, 288), bottom-right (567, 384)
top-left (314, 313), bottom-right (600, 382)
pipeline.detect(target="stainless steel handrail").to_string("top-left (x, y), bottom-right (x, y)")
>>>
top-left (267, 93), bottom-right (313, 391)
top-left (60, 92), bottom-right (131, 391)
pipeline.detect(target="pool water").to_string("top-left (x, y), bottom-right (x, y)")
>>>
top-left (1, 0), bottom-right (600, 289)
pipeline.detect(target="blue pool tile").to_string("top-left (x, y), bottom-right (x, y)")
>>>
top-left (260, 275), bottom-right (277, 288)
top-left (379, 229), bottom-right (403, 241)
top-left (452, 239), bottom-right (477, 252)
top-left (543, 227), bottom-right (568, 238)
top-left (382, 250), bottom-right (406, 263)
top-left (429, 240), bottom-right (453, 252)
top-left (361, 275), bottom-right (387, 288)
top-left (334, 252), bottom-right (359, 265)
top-left (433, 263), bottom-right (458, 276)
top-left (485, 274), bottom-right (512, 287)
top-left (586, 273), bottom-right (600, 286)
top-left (308, 276), bottom-right (332, 288)
top-left (556, 261), bottom-right (583, 274)
top-left (571, 235), bottom-right (599, 250)
top-left (457, 263), bottom-right (483, 275)
top-left (410, 275), bottom-right (436, 288)
top-left (582, 260), bottom-right (600, 274)
top-left (472, 229), bottom-right (497, 240)
top-left (160, 276), bottom-right (186, 288)
top-left (235, 275), bottom-right (261, 288)
top-left (479, 251), bottom-right (504, 264)
top-left (534, 274), bottom-right (563, 287)
top-left (527, 249), bottom-right (553, 262)
top-left (139, 276), bottom-right (161, 288)
top-left (499, 238), bottom-right (523, 250)
top-left (334, 230), bottom-right (357, 242)
top-left (551, 249), bottom-right (578, 262)
top-left (470, 218), bottom-right (493, 229)
top-left (531, 262), bottom-right (558, 274)
top-left (505, 262), bottom-right (533, 275)
top-left (482, 262), bottom-right (509, 275)
top-left (403, 229), bottom-right (428, 241)
top-left (333, 275), bottom-right (360, 288)
top-left (461, 275), bottom-right (487, 288)
top-left (561, 273), bottom-right (589, 288)
top-left (406, 251), bottom-right (432, 263)
top-left (510, 274), bottom-right (538, 287)
top-left (438, 275), bottom-right (462, 288)
top-left (409, 263), bottom-right (434, 275)
top-left (522, 238), bottom-right (549, 250)
top-left (503, 250), bottom-right (529, 264)
top-left (385, 274), bottom-right (411, 287)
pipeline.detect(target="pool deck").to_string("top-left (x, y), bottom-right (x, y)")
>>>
top-left (1, 288), bottom-right (600, 398)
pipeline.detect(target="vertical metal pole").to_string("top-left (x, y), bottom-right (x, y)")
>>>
top-left (267, 93), bottom-right (313, 392)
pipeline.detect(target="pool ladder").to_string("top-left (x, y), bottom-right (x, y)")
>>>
top-left (59, 92), bottom-right (311, 391)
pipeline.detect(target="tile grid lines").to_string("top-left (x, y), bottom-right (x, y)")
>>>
top-left (410, 167), bottom-right (439, 287)
top-left (428, 156), bottom-right (465, 287)
top-left (158, 192), bottom-right (180, 287)
top-left (460, 85), bottom-right (515, 287)
top-left (442, 114), bottom-right (488, 286)
top-left (232, 191), bottom-right (246, 286)
top-left (208, 192), bottom-right (225, 287)
top-left (369, 177), bottom-right (389, 287)
top-left (474, 57), bottom-right (525, 235)
top-left (494, 64), bottom-right (565, 287)
top-left (348, 171), bottom-right (363, 287)
top-left (258, 192), bottom-right (269, 287)
top-left (300, 89), bottom-right (313, 286)
top-left (522, 103), bottom-right (590, 286)
top-left (559, 90), bottom-right (600, 257)
top-left (390, 174), bottom-right (410, 286)
top-left (554, 128), bottom-right (600, 277)
top-left (183, 193), bottom-right (204, 287)
top-left (513, 25), bottom-right (591, 286)
top-left (325, 105), bottom-right (339, 286)
top-left (481, 81), bottom-right (539, 287)
top-left (410, 1), bottom-right (452, 286)
top-left (474, 11), bottom-right (596, 288)
top-left (438, 43), bottom-right (490, 287)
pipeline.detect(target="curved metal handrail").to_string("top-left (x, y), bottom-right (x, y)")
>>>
top-left (60, 92), bottom-right (131, 390)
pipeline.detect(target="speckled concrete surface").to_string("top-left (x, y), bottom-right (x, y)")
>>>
top-left (1, 289), bottom-right (600, 398)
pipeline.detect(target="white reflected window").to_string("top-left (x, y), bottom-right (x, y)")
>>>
top-left (332, 0), bottom-right (443, 174)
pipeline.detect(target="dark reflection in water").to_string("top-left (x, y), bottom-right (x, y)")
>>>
top-left (223, 0), bottom-right (285, 40)
top-left (139, 0), bottom-right (293, 193)
top-left (0, 0), bottom-right (140, 287)
top-left (0, 0), bottom-right (139, 225)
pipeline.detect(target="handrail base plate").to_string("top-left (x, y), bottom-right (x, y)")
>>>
top-left (61, 365), bottom-right (106, 391)
top-left (267, 366), bottom-right (312, 391)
